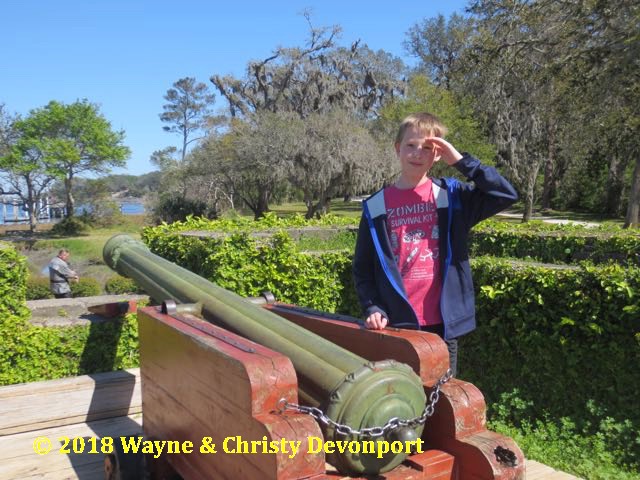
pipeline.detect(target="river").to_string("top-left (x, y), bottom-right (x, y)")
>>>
top-left (0, 201), bottom-right (145, 224)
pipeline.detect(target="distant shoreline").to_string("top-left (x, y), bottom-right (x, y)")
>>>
top-left (0, 200), bottom-right (146, 224)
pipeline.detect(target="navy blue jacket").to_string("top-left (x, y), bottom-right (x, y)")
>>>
top-left (352, 153), bottom-right (518, 340)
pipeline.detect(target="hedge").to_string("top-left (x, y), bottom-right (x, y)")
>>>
top-left (146, 214), bottom-right (640, 266)
top-left (0, 241), bottom-right (29, 319)
top-left (470, 219), bottom-right (640, 265)
top-left (0, 242), bottom-right (139, 385)
top-left (463, 257), bottom-right (640, 467)
top-left (26, 276), bottom-right (102, 300)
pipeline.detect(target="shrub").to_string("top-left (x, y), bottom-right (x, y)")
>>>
top-left (70, 277), bottom-right (102, 297)
top-left (0, 241), bottom-right (140, 385)
top-left (470, 219), bottom-right (640, 265)
top-left (152, 195), bottom-right (217, 224)
top-left (105, 274), bottom-right (144, 294)
top-left (25, 276), bottom-right (53, 300)
top-left (490, 392), bottom-right (639, 480)
top-left (463, 257), bottom-right (640, 470)
top-left (0, 312), bottom-right (140, 385)
top-left (0, 242), bottom-right (29, 318)
top-left (51, 216), bottom-right (91, 236)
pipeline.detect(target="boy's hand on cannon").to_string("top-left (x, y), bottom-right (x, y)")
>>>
top-left (364, 311), bottom-right (388, 330)
top-left (426, 137), bottom-right (463, 166)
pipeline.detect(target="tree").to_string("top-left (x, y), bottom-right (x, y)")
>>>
top-left (0, 104), bottom-right (20, 196)
top-left (289, 109), bottom-right (391, 219)
top-left (149, 146), bottom-right (190, 196)
top-left (0, 109), bottom-right (56, 231)
top-left (227, 112), bottom-right (301, 219)
top-left (211, 15), bottom-right (406, 119)
top-left (378, 75), bottom-right (497, 177)
top-left (13, 100), bottom-right (130, 219)
top-left (208, 17), bottom-right (406, 218)
top-left (446, 1), bottom-right (570, 221)
top-left (404, 14), bottom-right (476, 89)
top-left (465, 0), bottom-right (639, 224)
top-left (405, 1), bottom-right (639, 224)
top-left (160, 77), bottom-right (215, 162)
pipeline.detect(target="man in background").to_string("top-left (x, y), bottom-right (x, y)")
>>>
top-left (48, 248), bottom-right (79, 298)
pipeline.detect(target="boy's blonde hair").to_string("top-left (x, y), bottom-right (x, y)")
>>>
top-left (395, 112), bottom-right (448, 145)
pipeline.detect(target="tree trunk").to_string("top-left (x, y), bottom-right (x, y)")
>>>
top-left (26, 177), bottom-right (37, 233)
top-left (64, 175), bottom-right (75, 218)
top-left (540, 123), bottom-right (556, 211)
top-left (521, 163), bottom-right (541, 223)
top-left (522, 187), bottom-right (534, 223)
top-left (304, 191), bottom-right (315, 220)
top-left (253, 187), bottom-right (270, 220)
top-left (624, 156), bottom-right (640, 228)
top-left (605, 156), bottom-right (627, 216)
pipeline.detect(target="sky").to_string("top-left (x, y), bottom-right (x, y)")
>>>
top-left (1, 0), bottom-right (470, 176)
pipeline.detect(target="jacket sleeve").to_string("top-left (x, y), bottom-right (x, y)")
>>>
top-left (453, 153), bottom-right (518, 228)
top-left (352, 212), bottom-right (389, 320)
top-left (50, 260), bottom-right (77, 280)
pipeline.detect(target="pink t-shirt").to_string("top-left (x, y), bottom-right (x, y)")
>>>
top-left (384, 180), bottom-right (443, 326)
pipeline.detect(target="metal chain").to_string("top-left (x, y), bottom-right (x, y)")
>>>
top-left (276, 369), bottom-right (452, 438)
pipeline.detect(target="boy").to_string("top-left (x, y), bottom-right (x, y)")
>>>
top-left (353, 112), bottom-right (517, 376)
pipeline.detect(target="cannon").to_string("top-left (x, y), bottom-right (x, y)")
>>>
top-left (103, 234), bottom-right (524, 480)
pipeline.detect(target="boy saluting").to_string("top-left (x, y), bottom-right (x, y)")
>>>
top-left (353, 112), bottom-right (517, 376)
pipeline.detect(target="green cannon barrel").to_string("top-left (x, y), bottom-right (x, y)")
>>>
top-left (103, 234), bottom-right (426, 475)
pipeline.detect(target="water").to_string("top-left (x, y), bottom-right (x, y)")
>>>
top-left (119, 202), bottom-right (145, 215)
top-left (0, 201), bottom-right (145, 224)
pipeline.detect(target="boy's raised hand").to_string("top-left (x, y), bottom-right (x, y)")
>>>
top-left (427, 137), bottom-right (463, 166)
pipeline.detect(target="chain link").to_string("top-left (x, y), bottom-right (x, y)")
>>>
top-left (276, 369), bottom-right (452, 438)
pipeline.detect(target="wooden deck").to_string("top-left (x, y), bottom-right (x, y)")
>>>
top-left (526, 460), bottom-right (582, 479)
top-left (0, 369), bottom-right (582, 479)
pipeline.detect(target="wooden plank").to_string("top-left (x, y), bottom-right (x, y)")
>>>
top-left (543, 473), bottom-right (583, 480)
top-left (527, 459), bottom-right (556, 479)
top-left (0, 369), bottom-right (141, 435)
top-left (0, 414), bottom-right (142, 480)
top-left (526, 460), bottom-right (583, 480)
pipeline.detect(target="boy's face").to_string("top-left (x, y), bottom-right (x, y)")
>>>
top-left (395, 126), bottom-right (441, 179)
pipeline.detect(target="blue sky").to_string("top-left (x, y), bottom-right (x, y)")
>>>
top-left (1, 1), bottom-right (470, 176)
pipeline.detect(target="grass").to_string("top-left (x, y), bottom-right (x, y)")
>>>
top-left (269, 198), bottom-right (363, 219)
top-left (296, 229), bottom-right (358, 252)
top-left (491, 418), bottom-right (639, 480)
top-left (3, 215), bottom-right (149, 291)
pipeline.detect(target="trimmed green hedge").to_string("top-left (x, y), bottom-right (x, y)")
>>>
top-left (146, 215), bottom-right (640, 266)
top-left (105, 274), bottom-right (146, 295)
top-left (0, 242), bottom-right (139, 385)
top-left (143, 228), bottom-right (356, 315)
top-left (0, 242), bottom-right (30, 318)
top-left (463, 257), bottom-right (640, 468)
top-left (470, 219), bottom-right (640, 265)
